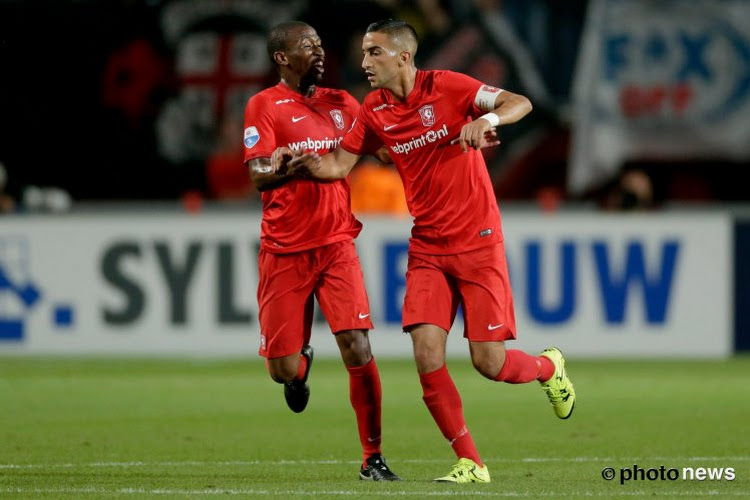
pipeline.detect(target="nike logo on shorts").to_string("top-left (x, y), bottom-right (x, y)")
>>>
top-left (383, 124), bottom-right (397, 130)
top-left (291, 115), bottom-right (307, 123)
top-left (358, 313), bottom-right (370, 319)
top-left (488, 323), bottom-right (504, 331)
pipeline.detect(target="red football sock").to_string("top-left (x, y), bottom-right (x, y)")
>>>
top-left (420, 365), bottom-right (482, 466)
top-left (494, 349), bottom-right (555, 383)
top-left (346, 357), bottom-right (382, 463)
top-left (295, 353), bottom-right (308, 381)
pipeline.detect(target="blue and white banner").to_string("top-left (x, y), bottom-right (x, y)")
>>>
top-left (0, 212), bottom-right (732, 358)
top-left (570, 0), bottom-right (750, 195)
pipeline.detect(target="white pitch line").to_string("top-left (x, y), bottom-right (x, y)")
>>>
top-left (1, 456), bottom-right (749, 470)
top-left (0, 487), bottom-right (748, 497)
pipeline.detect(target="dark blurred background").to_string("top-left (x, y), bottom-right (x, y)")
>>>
top-left (1, 0), bottom-right (748, 212)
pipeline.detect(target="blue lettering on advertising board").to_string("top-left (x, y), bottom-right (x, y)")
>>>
top-left (382, 239), bottom-right (681, 328)
top-left (383, 242), bottom-right (409, 323)
top-left (526, 241), bottom-right (576, 324)
top-left (0, 237), bottom-right (42, 340)
top-left (593, 240), bottom-right (680, 324)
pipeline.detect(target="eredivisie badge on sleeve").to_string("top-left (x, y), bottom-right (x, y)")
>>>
top-left (330, 109), bottom-right (344, 130)
top-left (418, 105), bottom-right (435, 127)
top-left (244, 126), bottom-right (260, 148)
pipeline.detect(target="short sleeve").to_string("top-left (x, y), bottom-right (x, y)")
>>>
top-left (243, 93), bottom-right (276, 162)
top-left (340, 106), bottom-right (381, 156)
top-left (437, 70), bottom-right (500, 119)
top-left (343, 92), bottom-right (361, 118)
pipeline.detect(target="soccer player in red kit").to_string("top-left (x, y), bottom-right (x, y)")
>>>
top-left (243, 21), bottom-right (400, 481)
top-left (275, 19), bottom-right (576, 483)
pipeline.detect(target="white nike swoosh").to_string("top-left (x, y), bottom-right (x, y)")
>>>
top-left (367, 436), bottom-right (381, 442)
top-left (383, 124), bottom-right (397, 130)
top-left (488, 323), bottom-right (504, 331)
top-left (358, 313), bottom-right (370, 319)
top-left (291, 115), bottom-right (307, 123)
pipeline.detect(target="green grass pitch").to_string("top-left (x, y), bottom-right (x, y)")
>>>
top-left (1, 355), bottom-right (748, 498)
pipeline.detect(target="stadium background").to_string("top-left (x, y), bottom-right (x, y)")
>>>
top-left (1, 0), bottom-right (749, 497)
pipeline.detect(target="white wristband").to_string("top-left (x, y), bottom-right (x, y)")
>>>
top-left (479, 113), bottom-right (500, 127)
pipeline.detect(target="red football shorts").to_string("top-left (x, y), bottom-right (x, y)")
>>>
top-left (402, 242), bottom-right (517, 341)
top-left (257, 239), bottom-right (373, 358)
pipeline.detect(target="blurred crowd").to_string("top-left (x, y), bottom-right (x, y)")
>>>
top-left (0, 0), bottom-right (747, 215)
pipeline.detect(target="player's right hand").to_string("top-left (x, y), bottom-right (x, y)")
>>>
top-left (270, 147), bottom-right (294, 174)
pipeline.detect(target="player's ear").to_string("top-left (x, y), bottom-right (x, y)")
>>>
top-left (274, 51), bottom-right (288, 67)
top-left (399, 50), bottom-right (411, 66)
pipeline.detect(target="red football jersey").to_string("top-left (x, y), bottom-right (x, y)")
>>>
top-left (244, 83), bottom-right (362, 253)
top-left (341, 70), bottom-right (504, 255)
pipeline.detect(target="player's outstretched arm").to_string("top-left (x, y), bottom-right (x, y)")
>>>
top-left (248, 156), bottom-right (293, 192)
top-left (456, 90), bottom-right (532, 152)
top-left (273, 147), bottom-right (361, 180)
top-left (248, 147), bottom-right (324, 191)
top-left (312, 147), bottom-right (361, 179)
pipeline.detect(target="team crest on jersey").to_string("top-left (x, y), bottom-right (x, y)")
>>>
top-left (329, 109), bottom-right (344, 130)
top-left (418, 104), bottom-right (435, 127)
top-left (244, 126), bottom-right (260, 149)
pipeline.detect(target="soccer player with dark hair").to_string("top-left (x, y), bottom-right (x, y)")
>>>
top-left (243, 21), bottom-right (399, 481)
top-left (274, 19), bottom-right (576, 483)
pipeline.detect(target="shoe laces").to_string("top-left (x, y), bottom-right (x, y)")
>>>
top-left (448, 460), bottom-right (475, 478)
top-left (543, 384), bottom-right (569, 403)
top-left (367, 455), bottom-right (388, 471)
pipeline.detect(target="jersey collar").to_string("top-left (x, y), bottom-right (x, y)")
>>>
top-left (277, 81), bottom-right (318, 99)
top-left (382, 69), bottom-right (423, 106)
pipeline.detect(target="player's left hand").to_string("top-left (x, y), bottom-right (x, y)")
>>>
top-left (479, 128), bottom-right (500, 149)
top-left (452, 117), bottom-right (497, 152)
top-left (374, 145), bottom-right (393, 164)
top-left (286, 150), bottom-right (321, 177)
top-left (451, 127), bottom-right (500, 151)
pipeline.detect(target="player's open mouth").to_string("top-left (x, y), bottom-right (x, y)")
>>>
top-left (313, 60), bottom-right (324, 73)
top-left (365, 70), bottom-right (375, 81)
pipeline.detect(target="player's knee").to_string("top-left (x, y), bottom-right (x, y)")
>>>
top-left (413, 347), bottom-right (444, 373)
top-left (336, 329), bottom-right (372, 366)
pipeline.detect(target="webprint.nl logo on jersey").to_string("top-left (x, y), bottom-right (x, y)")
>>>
top-left (390, 124), bottom-right (449, 155)
top-left (0, 236), bottom-right (74, 341)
